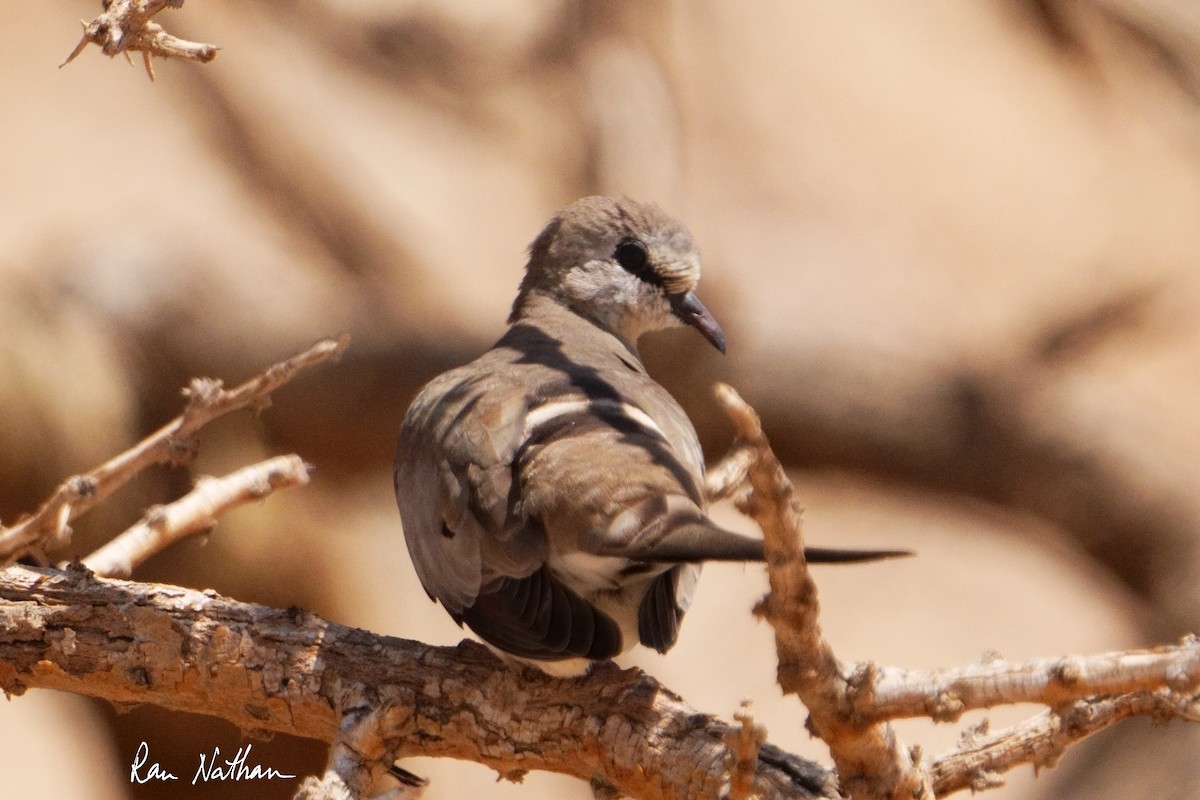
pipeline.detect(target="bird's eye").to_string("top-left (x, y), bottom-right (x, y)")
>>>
top-left (613, 239), bottom-right (649, 275)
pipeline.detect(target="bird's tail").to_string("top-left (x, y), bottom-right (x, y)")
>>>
top-left (602, 514), bottom-right (911, 564)
top-left (803, 546), bottom-right (913, 563)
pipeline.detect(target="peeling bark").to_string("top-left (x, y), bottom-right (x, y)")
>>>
top-left (0, 563), bottom-right (838, 800)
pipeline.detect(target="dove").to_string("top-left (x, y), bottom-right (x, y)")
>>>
top-left (395, 196), bottom-right (904, 672)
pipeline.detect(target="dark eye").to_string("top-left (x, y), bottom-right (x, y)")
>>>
top-left (613, 239), bottom-right (649, 275)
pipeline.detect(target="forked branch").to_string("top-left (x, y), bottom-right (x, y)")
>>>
top-left (706, 383), bottom-right (1200, 799)
top-left (0, 336), bottom-right (347, 568)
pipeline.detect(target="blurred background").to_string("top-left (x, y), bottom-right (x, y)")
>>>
top-left (3, 1), bottom-right (1200, 798)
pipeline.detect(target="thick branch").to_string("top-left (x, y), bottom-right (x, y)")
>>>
top-left (0, 564), bottom-right (839, 800)
top-left (0, 336), bottom-right (347, 567)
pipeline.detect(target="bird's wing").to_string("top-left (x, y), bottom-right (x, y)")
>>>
top-left (395, 359), bottom-right (624, 661)
top-left (395, 365), bottom-right (548, 615)
top-left (513, 379), bottom-right (727, 655)
top-left (458, 565), bottom-right (622, 660)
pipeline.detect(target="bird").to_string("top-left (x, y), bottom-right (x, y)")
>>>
top-left (394, 196), bottom-right (905, 673)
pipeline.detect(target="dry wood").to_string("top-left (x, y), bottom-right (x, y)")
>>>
top-left (0, 336), bottom-right (347, 568)
top-left (712, 383), bottom-right (933, 800)
top-left (62, 0), bottom-right (218, 81)
top-left (0, 563), bottom-right (839, 800)
top-left (929, 688), bottom-right (1200, 795)
top-left (847, 644), bottom-right (1200, 724)
top-left (726, 700), bottom-right (768, 800)
top-left (706, 383), bottom-right (1200, 800)
top-left (80, 455), bottom-right (311, 579)
top-left (1, 355), bottom-right (1197, 799)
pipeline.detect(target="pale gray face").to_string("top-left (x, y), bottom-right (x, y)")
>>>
top-left (518, 196), bottom-right (725, 352)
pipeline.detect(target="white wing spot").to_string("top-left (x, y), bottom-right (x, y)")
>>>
top-left (523, 398), bottom-right (666, 440)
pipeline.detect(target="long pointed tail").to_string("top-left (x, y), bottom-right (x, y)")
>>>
top-left (604, 516), bottom-right (912, 564)
top-left (803, 546), bottom-right (913, 563)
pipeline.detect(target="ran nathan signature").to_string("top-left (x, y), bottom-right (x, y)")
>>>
top-left (130, 740), bottom-right (297, 786)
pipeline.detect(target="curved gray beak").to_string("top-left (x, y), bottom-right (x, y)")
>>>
top-left (669, 291), bottom-right (726, 354)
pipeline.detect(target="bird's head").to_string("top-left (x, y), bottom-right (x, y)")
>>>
top-left (511, 196), bottom-right (726, 353)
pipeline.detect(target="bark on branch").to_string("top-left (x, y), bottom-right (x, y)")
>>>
top-left (712, 384), bottom-right (932, 800)
top-left (0, 563), bottom-right (839, 800)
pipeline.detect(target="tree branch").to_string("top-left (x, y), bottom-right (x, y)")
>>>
top-left (3, 347), bottom-right (1197, 799)
top-left (0, 563), bottom-right (840, 800)
top-left (78, 455), bottom-right (311, 579)
top-left (848, 643), bottom-right (1200, 723)
top-left (726, 700), bottom-right (768, 800)
top-left (707, 383), bottom-right (1200, 799)
top-left (929, 689), bottom-right (1200, 796)
top-left (713, 383), bottom-right (933, 800)
top-left (0, 335), bottom-right (347, 568)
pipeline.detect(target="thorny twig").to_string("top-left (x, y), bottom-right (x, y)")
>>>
top-left (712, 382), bottom-right (932, 800)
top-left (0, 336), bottom-right (348, 567)
top-left (62, 0), bottom-right (218, 81)
top-left (706, 384), bottom-right (1200, 799)
top-left (79, 455), bottom-right (312, 579)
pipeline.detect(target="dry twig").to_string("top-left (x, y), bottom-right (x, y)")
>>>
top-left (704, 441), bottom-right (755, 504)
top-left (79, 455), bottom-right (311, 579)
top-left (61, 0), bottom-right (218, 81)
top-left (712, 383), bottom-right (933, 800)
top-left (847, 643), bottom-right (1200, 724)
top-left (0, 335), bottom-right (348, 568)
top-left (726, 700), bottom-right (768, 800)
top-left (929, 687), bottom-right (1200, 795)
top-left (706, 384), bottom-right (1200, 799)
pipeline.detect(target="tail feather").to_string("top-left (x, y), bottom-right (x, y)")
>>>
top-left (608, 520), bottom-right (912, 565)
top-left (803, 547), bottom-right (913, 563)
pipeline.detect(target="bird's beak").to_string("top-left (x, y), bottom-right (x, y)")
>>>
top-left (669, 291), bottom-right (726, 354)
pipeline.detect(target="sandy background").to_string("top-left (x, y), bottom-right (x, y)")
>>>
top-left (2, 1), bottom-right (1200, 798)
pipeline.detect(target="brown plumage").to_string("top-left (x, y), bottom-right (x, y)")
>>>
top-left (394, 196), bottom-right (904, 672)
